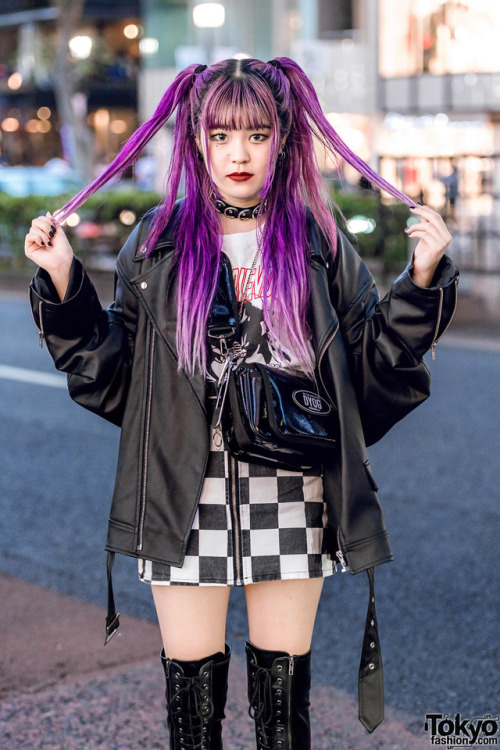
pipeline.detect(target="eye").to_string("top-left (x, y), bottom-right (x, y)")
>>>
top-left (209, 131), bottom-right (228, 142)
top-left (250, 132), bottom-right (269, 142)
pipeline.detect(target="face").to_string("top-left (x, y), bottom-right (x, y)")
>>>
top-left (199, 125), bottom-right (275, 207)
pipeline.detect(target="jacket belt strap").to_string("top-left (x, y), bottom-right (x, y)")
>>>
top-left (105, 551), bottom-right (120, 645)
top-left (358, 567), bottom-right (384, 732)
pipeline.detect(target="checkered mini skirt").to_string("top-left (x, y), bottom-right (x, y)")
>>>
top-left (138, 426), bottom-right (336, 587)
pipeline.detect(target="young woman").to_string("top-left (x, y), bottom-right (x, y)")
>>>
top-left (26, 57), bottom-right (457, 749)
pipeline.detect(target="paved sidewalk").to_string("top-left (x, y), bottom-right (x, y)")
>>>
top-left (0, 574), bottom-right (433, 750)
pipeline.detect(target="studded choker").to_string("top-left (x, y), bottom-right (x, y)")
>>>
top-left (214, 197), bottom-right (262, 220)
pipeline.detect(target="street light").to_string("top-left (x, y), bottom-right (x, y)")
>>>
top-left (192, 3), bottom-right (225, 29)
top-left (192, 2), bottom-right (225, 65)
top-left (69, 35), bottom-right (93, 60)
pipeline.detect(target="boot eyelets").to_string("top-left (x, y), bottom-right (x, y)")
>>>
top-left (163, 647), bottom-right (230, 749)
top-left (246, 645), bottom-right (311, 750)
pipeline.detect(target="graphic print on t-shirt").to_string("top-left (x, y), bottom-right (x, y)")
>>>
top-left (207, 229), bottom-right (313, 384)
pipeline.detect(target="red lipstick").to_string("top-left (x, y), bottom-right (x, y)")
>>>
top-left (228, 172), bottom-right (253, 182)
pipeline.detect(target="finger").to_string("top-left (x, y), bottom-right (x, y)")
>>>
top-left (46, 211), bottom-right (58, 231)
top-left (25, 230), bottom-right (48, 246)
top-left (31, 216), bottom-right (57, 236)
top-left (408, 217), bottom-right (451, 247)
top-left (409, 203), bottom-right (436, 216)
top-left (29, 230), bottom-right (51, 248)
top-left (406, 222), bottom-right (443, 243)
top-left (28, 227), bottom-right (52, 247)
top-left (405, 230), bottom-right (448, 251)
top-left (409, 205), bottom-right (450, 237)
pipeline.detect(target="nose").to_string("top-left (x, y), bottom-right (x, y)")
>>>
top-left (229, 135), bottom-right (249, 164)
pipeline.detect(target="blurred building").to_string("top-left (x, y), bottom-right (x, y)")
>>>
top-left (0, 0), bottom-right (140, 171)
top-left (2, 0), bottom-right (498, 302)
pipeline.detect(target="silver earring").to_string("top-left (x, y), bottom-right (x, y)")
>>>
top-left (278, 149), bottom-right (286, 160)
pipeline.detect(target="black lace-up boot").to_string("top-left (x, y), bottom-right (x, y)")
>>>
top-left (161, 644), bottom-right (231, 750)
top-left (245, 641), bottom-right (311, 750)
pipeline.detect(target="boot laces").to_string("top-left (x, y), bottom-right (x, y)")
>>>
top-left (169, 673), bottom-right (215, 749)
top-left (248, 665), bottom-right (278, 750)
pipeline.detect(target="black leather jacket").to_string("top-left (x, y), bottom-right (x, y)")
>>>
top-left (29, 202), bottom-right (458, 731)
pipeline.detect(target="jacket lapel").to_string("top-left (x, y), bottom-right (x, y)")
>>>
top-left (132, 243), bottom-right (207, 414)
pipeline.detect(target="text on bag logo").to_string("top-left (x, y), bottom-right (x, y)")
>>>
top-left (292, 390), bottom-right (331, 415)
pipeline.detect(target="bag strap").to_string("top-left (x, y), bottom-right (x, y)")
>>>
top-left (206, 253), bottom-right (240, 347)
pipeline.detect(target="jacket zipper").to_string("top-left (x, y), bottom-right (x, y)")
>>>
top-left (317, 323), bottom-right (348, 572)
top-left (137, 323), bottom-right (156, 551)
top-left (229, 454), bottom-right (243, 585)
top-left (336, 528), bottom-right (349, 572)
top-left (286, 655), bottom-right (295, 744)
top-left (430, 288), bottom-right (444, 360)
top-left (29, 296), bottom-right (45, 348)
top-left (430, 279), bottom-right (458, 359)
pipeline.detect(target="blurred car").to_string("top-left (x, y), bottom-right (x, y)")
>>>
top-left (0, 165), bottom-right (84, 197)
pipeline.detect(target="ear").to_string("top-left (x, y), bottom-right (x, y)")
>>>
top-left (279, 133), bottom-right (289, 152)
top-left (195, 134), bottom-right (206, 162)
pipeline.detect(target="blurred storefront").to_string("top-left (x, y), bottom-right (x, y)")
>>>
top-left (0, 0), bottom-right (140, 173)
top-left (378, 0), bottom-right (500, 279)
top-left (288, 0), bottom-right (500, 308)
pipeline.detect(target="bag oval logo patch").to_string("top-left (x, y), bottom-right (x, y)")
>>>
top-left (292, 390), bottom-right (331, 415)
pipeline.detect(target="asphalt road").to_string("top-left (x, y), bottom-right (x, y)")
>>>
top-left (1, 291), bottom-right (498, 731)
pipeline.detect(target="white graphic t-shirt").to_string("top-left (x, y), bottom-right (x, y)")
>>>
top-left (207, 228), bottom-right (314, 385)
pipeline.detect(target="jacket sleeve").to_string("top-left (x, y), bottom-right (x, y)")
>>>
top-left (329, 229), bottom-right (459, 446)
top-left (29, 221), bottom-right (145, 427)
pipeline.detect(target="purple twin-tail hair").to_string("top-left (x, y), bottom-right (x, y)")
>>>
top-left (53, 63), bottom-right (199, 226)
top-left (54, 57), bottom-right (415, 377)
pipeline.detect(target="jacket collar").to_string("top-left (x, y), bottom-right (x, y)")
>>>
top-left (132, 201), bottom-right (182, 261)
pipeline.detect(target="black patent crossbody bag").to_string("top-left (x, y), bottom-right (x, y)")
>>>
top-left (208, 254), bottom-right (339, 471)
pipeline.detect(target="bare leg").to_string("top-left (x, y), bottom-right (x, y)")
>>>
top-left (244, 578), bottom-right (324, 750)
top-left (152, 584), bottom-right (231, 659)
top-left (152, 585), bottom-right (232, 749)
top-left (245, 577), bottom-right (324, 654)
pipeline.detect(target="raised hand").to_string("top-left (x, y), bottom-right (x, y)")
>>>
top-left (25, 212), bottom-right (74, 300)
top-left (405, 204), bottom-right (452, 288)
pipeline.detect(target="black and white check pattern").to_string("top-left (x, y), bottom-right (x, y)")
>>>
top-left (139, 429), bottom-right (336, 587)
